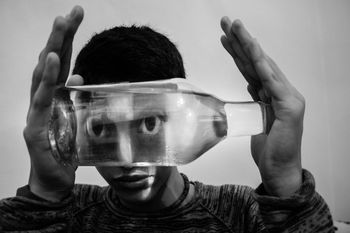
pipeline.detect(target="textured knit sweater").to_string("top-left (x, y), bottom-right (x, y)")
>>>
top-left (0, 170), bottom-right (334, 232)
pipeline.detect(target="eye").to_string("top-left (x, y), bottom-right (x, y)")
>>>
top-left (138, 116), bottom-right (163, 135)
top-left (86, 116), bottom-right (114, 138)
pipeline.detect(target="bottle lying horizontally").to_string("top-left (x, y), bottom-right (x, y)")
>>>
top-left (48, 78), bottom-right (271, 166)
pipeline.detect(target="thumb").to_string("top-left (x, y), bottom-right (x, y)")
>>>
top-left (65, 74), bottom-right (84, 86)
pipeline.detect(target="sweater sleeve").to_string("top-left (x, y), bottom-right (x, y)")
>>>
top-left (0, 185), bottom-right (76, 232)
top-left (252, 169), bottom-right (335, 232)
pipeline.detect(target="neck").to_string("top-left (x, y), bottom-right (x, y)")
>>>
top-left (120, 168), bottom-right (186, 212)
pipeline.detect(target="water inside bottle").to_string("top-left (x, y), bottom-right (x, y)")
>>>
top-left (49, 79), bottom-right (266, 167)
top-left (72, 90), bottom-right (227, 166)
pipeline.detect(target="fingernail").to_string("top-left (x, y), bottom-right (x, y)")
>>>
top-left (222, 16), bottom-right (232, 26)
top-left (222, 16), bottom-right (230, 22)
top-left (46, 52), bottom-right (54, 62)
top-left (46, 53), bottom-right (56, 66)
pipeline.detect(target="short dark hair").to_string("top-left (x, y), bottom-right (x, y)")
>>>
top-left (73, 25), bottom-right (186, 84)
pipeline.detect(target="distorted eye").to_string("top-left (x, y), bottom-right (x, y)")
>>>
top-left (138, 116), bottom-right (163, 135)
top-left (86, 116), bottom-right (115, 138)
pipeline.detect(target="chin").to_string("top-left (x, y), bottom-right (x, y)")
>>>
top-left (112, 175), bottom-right (157, 203)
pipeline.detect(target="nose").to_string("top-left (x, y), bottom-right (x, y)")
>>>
top-left (115, 123), bottom-right (133, 164)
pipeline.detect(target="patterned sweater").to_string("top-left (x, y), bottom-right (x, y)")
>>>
top-left (0, 170), bottom-right (334, 232)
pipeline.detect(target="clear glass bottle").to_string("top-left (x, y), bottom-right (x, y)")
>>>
top-left (48, 78), bottom-right (269, 166)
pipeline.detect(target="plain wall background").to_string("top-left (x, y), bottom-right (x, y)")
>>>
top-left (0, 0), bottom-right (349, 221)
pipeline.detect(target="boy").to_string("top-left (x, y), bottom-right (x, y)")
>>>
top-left (0, 5), bottom-right (334, 232)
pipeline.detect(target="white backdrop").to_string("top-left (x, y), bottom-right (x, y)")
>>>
top-left (0, 0), bottom-right (349, 221)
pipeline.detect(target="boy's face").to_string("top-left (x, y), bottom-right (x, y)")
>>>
top-left (76, 86), bottom-right (175, 204)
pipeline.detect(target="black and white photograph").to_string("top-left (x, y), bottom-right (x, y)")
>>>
top-left (0, 0), bottom-right (349, 232)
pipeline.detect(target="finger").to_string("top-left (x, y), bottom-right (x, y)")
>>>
top-left (220, 17), bottom-right (250, 64)
top-left (58, 45), bottom-right (73, 84)
top-left (220, 16), bottom-right (235, 38)
top-left (247, 85), bottom-right (260, 101)
top-left (231, 20), bottom-right (291, 86)
top-left (43, 16), bottom-right (68, 59)
top-left (235, 57), bottom-right (262, 87)
top-left (65, 74), bottom-right (84, 86)
top-left (220, 35), bottom-right (237, 59)
top-left (257, 88), bottom-right (271, 103)
top-left (64, 6), bottom-right (84, 45)
top-left (265, 55), bottom-right (289, 84)
top-left (31, 6), bottom-right (83, 100)
top-left (31, 16), bottom-right (67, 101)
top-left (29, 52), bottom-right (60, 126)
top-left (221, 35), bottom-right (261, 87)
top-left (249, 41), bottom-right (289, 101)
top-left (58, 5), bottom-right (84, 84)
top-left (233, 21), bottom-right (294, 100)
top-left (231, 19), bottom-right (254, 53)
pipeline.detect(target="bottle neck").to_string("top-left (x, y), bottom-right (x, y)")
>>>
top-left (224, 101), bottom-right (268, 137)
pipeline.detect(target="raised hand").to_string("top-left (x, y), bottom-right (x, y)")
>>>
top-left (220, 17), bottom-right (305, 197)
top-left (23, 6), bottom-right (84, 201)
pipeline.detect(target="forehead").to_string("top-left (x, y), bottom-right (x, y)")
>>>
top-left (75, 92), bottom-right (168, 121)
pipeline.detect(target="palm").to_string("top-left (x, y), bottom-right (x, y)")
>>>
top-left (27, 126), bottom-right (76, 190)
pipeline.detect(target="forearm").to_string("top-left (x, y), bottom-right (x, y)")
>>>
top-left (261, 162), bottom-right (302, 197)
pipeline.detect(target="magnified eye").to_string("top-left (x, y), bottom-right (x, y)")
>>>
top-left (139, 116), bottom-right (163, 135)
top-left (86, 116), bottom-right (114, 138)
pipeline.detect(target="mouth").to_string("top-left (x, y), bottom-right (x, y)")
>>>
top-left (113, 174), bottom-right (154, 189)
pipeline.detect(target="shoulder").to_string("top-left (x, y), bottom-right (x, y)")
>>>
top-left (0, 184), bottom-right (109, 209)
top-left (194, 181), bottom-right (255, 205)
top-left (191, 181), bottom-right (261, 229)
top-left (193, 181), bottom-right (258, 214)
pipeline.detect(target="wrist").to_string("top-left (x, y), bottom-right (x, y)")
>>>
top-left (261, 165), bottom-right (302, 197)
top-left (29, 181), bottom-right (72, 202)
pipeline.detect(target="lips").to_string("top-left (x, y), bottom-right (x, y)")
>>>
top-left (114, 174), bottom-right (154, 189)
top-left (115, 174), bottom-right (150, 182)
